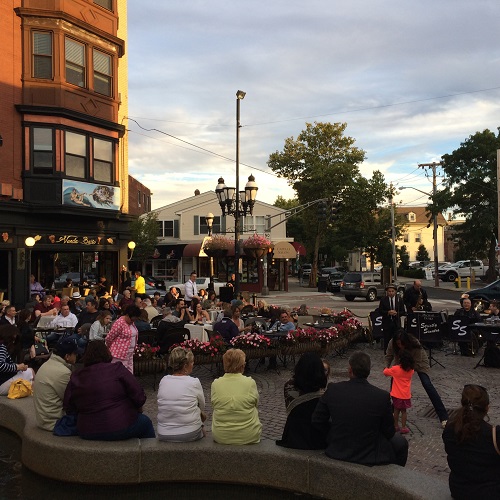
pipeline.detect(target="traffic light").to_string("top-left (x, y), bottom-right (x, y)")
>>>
top-left (330, 201), bottom-right (341, 221)
top-left (317, 200), bottom-right (327, 221)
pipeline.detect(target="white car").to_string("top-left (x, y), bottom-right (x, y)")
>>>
top-left (166, 277), bottom-right (226, 296)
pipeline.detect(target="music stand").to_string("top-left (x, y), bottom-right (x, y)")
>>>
top-left (471, 322), bottom-right (500, 369)
top-left (414, 311), bottom-right (446, 369)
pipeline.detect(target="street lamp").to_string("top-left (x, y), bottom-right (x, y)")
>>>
top-left (127, 241), bottom-right (136, 261)
top-left (400, 186), bottom-right (440, 287)
top-left (214, 90), bottom-right (258, 298)
top-left (25, 236), bottom-right (37, 301)
top-left (206, 212), bottom-right (215, 292)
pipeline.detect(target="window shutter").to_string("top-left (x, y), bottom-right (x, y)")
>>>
top-left (193, 216), bottom-right (199, 235)
top-left (174, 220), bottom-right (179, 238)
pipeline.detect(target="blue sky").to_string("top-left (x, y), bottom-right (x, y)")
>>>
top-left (126, 0), bottom-right (500, 212)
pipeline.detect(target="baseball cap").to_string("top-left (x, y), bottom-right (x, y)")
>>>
top-left (56, 337), bottom-right (79, 356)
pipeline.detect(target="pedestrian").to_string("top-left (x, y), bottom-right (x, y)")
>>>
top-left (383, 349), bottom-right (415, 434)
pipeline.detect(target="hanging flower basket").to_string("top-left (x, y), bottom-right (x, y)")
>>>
top-left (244, 246), bottom-right (269, 259)
top-left (204, 248), bottom-right (229, 258)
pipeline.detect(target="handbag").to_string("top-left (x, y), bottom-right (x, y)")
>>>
top-left (53, 414), bottom-right (79, 437)
top-left (30, 341), bottom-right (49, 358)
top-left (7, 378), bottom-right (33, 399)
top-left (493, 425), bottom-right (500, 455)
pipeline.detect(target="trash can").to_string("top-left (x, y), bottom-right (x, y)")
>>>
top-left (318, 274), bottom-right (329, 293)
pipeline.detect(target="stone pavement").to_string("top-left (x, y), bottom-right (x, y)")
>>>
top-left (140, 278), bottom-right (500, 487)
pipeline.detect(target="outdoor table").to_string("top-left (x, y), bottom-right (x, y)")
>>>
top-left (208, 309), bottom-right (220, 322)
top-left (184, 322), bottom-right (212, 342)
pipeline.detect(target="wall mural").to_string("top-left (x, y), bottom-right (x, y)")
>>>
top-left (62, 180), bottom-right (120, 210)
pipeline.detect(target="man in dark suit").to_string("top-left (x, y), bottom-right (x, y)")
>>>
top-left (312, 351), bottom-right (408, 466)
top-left (379, 284), bottom-right (406, 353)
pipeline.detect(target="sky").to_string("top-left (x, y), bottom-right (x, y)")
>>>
top-left (126, 0), bottom-right (500, 213)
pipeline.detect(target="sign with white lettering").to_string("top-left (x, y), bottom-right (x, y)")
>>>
top-left (369, 311), bottom-right (384, 340)
top-left (447, 316), bottom-right (472, 342)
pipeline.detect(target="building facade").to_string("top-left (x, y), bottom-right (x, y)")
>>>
top-left (144, 191), bottom-right (296, 292)
top-left (0, 0), bottom-right (141, 306)
top-left (395, 206), bottom-right (447, 262)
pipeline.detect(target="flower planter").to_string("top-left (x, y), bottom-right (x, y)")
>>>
top-left (194, 353), bottom-right (223, 365)
top-left (241, 347), bottom-right (276, 360)
top-left (133, 358), bottom-right (166, 375)
top-left (244, 246), bottom-right (268, 260)
top-left (281, 341), bottom-right (323, 356)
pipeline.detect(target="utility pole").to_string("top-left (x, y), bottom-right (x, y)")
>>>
top-left (390, 183), bottom-right (397, 281)
top-left (497, 150), bottom-right (500, 266)
top-left (418, 162), bottom-right (441, 287)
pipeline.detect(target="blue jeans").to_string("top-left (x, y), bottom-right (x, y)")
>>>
top-left (81, 413), bottom-right (155, 441)
top-left (417, 371), bottom-right (448, 422)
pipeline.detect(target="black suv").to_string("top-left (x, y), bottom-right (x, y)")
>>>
top-left (340, 271), bottom-right (404, 302)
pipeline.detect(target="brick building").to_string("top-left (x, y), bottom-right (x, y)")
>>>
top-left (0, 0), bottom-right (146, 306)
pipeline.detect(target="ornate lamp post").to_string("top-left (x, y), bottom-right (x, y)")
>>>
top-left (214, 90), bottom-right (258, 298)
top-left (206, 212), bottom-right (215, 292)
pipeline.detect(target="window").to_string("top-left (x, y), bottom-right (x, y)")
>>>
top-left (94, 0), bottom-right (113, 10)
top-left (65, 38), bottom-right (86, 88)
top-left (403, 234), bottom-right (409, 242)
top-left (199, 216), bottom-right (221, 235)
top-left (408, 212), bottom-right (416, 222)
top-left (158, 220), bottom-right (179, 238)
top-left (65, 131), bottom-right (87, 178)
top-left (137, 190), bottom-right (141, 207)
top-left (242, 215), bottom-right (266, 234)
top-left (93, 138), bottom-right (113, 183)
top-left (32, 128), bottom-right (54, 174)
top-left (415, 233), bottom-right (421, 243)
top-left (93, 50), bottom-right (112, 96)
top-left (33, 32), bottom-right (52, 79)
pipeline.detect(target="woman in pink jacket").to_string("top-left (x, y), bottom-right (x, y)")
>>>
top-left (105, 305), bottom-right (141, 373)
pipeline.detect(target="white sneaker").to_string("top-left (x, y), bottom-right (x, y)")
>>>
top-left (441, 420), bottom-right (447, 429)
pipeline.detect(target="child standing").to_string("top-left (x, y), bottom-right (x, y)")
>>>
top-left (383, 349), bottom-right (415, 434)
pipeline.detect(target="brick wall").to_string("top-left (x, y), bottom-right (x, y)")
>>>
top-left (128, 175), bottom-right (152, 216)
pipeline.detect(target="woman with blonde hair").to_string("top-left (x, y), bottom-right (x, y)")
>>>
top-left (211, 349), bottom-right (261, 445)
top-left (157, 347), bottom-right (205, 442)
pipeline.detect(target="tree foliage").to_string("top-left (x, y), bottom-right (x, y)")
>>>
top-left (129, 212), bottom-right (159, 268)
top-left (416, 244), bottom-right (430, 262)
top-left (434, 128), bottom-right (500, 281)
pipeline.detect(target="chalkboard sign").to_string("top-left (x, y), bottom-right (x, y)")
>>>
top-left (369, 311), bottom-right (384, 340)
top-left (447, 316), bottom-right (472, 343)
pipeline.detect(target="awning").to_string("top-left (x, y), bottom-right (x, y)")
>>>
top-left (273, 241), bottom-right (298, 259)
top-left (183, 243), bottom-right (203, 258)
top-left (291, 242), bottom-right (306, 256)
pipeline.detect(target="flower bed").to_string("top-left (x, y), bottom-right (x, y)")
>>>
top-left (133, 342), bottom-right (160, 362)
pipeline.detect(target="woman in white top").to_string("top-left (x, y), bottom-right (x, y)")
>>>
top-left (89, 311), bottom-right (112, 341)
top-left (157, 347), bottom-right (205, 442)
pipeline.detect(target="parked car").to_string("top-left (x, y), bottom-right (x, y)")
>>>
top-left (464, 280), bottom-right (500, 312)
top-left (438, 260), bottom-right (487, 282)
top-left (144, 276), bottom-right (166, 290)
top-left (340, 271), bottom-right (405, 302)
top-left (327, 271), bottom-right (345, 293)
top-left (53, 272), bottom-right (94, 289)
top-left (300, 264), bottom-right (312, 277)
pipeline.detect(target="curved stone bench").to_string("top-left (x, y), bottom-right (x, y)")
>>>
top-left (0, 397), bottom-right (451, 499)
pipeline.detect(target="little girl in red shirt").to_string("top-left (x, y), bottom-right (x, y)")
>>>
top-left (383, 349), bottom-right (415, 434)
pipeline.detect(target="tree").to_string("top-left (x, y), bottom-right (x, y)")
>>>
top-left (268, 122), bottom-right (366, 285)
top-left (434, 128), bottom-right (500, 282)
top-left (128, 212), bottom-right (159, 270)
top-left (416, 244), bottom-right (430, 262)
top-left (397, 245), bottom-right (410, 270)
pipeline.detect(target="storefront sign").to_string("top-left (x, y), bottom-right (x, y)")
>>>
top-left (41, 235), bottom-right (116, 246)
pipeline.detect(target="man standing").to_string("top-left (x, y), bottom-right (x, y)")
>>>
top-left (312, 350), bottom-right (408, 467)
top-left (184, 271), bottom-right (198, 305)
top-left (404, 280), bottom-right (431, 313)
top-left (33, 337), bottom-right (78, 431)
top-left (133, 271), bottom-right (146, 298)
top-left (379, 284), bottom-right (406, 352)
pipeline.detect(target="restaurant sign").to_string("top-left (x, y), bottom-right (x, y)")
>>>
top-left (41, 234), bottom-right (117, 246)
